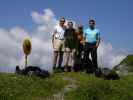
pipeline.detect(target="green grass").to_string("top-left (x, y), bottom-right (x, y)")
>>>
top-left (0, 73), bottom-right (68, 100)
top-left (0, 72), bottom-right (133, 100)
top-left (64, 73), bottom-right (133, 100)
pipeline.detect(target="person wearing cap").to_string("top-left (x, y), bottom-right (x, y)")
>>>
top-left (64, 21), bottom-right (77, 72)
top-left (83, 19), bottom-right (100, 73)
top-left (52, 17), bottom-right (66, 71)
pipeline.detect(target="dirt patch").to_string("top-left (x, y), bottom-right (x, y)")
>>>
top-left (53, 76), bottom-right (78, 100)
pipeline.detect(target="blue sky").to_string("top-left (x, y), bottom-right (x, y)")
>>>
top-left (0, 0), bottom-right (133, 53)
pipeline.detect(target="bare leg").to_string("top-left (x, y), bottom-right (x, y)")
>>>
top-left (65, 52), bottom-right (70, 66)
top-left (71, 49), bottom-right (76, 71)
top-left (64, 51), bottom-right (71, 71)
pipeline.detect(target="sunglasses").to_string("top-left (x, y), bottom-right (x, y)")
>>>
top-left (89, 22), bottom-right (95, 25)
top-left (60, 20), bottom-right (65, 22)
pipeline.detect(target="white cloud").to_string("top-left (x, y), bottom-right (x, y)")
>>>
top-left (31, 9), bottom-right (56, 24)
top-left (0, 8), bottom-right (127, 73)
top-left (0, 9), bottom-right (56, 72)
top-left (0, 27), bottom-right (28, 72)
top-left (98, 42), bottom-right (126, 69)
top-left (31, 9), bottom-right (57, 41)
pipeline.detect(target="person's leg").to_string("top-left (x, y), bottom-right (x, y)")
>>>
top-left (58, 51), bottom-right (64, 68)
top-left (78, 44), bottom-right (83, 57)
top-left (53, 38), bottom-right (60, 70)
top-left (64, 52), bottom-right (70, 67)
top-left (91, 48), bottom-right (98, 72)
top-left (64, 48), bottom-right (71, 71)
top-left (78, 44), bottom-right (83, 71)
top-left (84, 43), bottom-right (89, 63)
top-left (84, 43), bottom-right (92, 73)
top-left (70, 49), bottom-right (76, 71)
top-left (58, 40), bottom-right (64, 69)
top-left (53, 51), bottom-right (58, 69)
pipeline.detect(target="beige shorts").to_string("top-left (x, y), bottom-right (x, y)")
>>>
top-left (53, 39), bottom-right (64, 52)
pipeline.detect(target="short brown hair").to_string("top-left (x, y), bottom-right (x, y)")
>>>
top-left (60, 17), bottom-right (65, 22)
top-left (89, 19), bottom-right (95, 24)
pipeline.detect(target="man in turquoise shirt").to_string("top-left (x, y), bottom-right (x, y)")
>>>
top-left (83, 19), bottom-right (100, 73)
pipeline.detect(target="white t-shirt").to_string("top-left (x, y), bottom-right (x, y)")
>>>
top-left (53, 25), bottom-right (65, 39)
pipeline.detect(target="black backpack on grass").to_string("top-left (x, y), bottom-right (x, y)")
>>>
top-left (95, 68), bottom-right (120, 80)
top-left (15, 66), bottom-right (49, 78)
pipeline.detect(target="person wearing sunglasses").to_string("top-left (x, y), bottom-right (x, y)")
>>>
top-left (83, 19), bottom-right (101, 73)
top-left (52, 17), bottom-right (66, 71)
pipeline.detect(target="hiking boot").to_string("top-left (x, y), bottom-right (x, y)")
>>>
top-left (86, 68), bottom-right (94, 74)
top-left (53, 66), bottom-right (56, 70)
top-left (94, 68), bottom-right (102, 77)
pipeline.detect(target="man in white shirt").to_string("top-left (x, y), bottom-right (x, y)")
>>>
top-left (52, 17), bottom-right (66, 71)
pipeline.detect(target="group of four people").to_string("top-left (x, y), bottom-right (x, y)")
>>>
top-left (52, 17), bottom-right (100, 73)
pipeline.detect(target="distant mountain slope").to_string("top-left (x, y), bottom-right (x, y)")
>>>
top-left (114, 55), bottom-right (133, 75)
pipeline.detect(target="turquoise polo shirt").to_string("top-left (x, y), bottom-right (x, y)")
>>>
top-left (84, 28), bottom-right (100, 43)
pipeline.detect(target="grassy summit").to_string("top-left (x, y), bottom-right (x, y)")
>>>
top-left (0, 72), bottom-right (133, 100)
